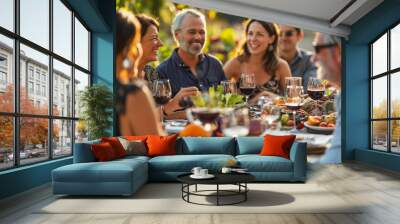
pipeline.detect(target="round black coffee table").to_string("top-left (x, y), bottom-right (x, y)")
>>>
top-left (177, 173), bottom-right (255, 206)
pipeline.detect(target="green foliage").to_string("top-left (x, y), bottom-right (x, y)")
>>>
top-left (115, 0), bottom-right (243, 63)
top-left (191, 85), bottom-right (244, 108)
top-left (79, 84), bottom-right (113, 140)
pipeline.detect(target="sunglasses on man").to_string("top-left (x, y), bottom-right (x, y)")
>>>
top-left (313, 43), bottom-right (337, 53)
top-left (280, 30), bottom-right (296, 38)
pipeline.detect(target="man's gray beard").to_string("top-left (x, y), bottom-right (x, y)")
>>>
top-left (317, 61), bottom-right (341, 88)
top-left (179, 39), bottom-right (203, 55)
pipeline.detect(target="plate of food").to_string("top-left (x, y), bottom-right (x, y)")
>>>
top-left (304, 114), bottom-right (336, 134)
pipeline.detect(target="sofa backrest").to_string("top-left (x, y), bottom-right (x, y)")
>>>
top-left (73, 139), bottom-right (100, 163)
top-left (236, 137), bottom-right (264, 155)
top-left (176, 137), bottom-right (236, 155)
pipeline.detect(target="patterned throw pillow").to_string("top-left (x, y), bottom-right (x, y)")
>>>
top-left (118, 137), bottom-right (147, 156)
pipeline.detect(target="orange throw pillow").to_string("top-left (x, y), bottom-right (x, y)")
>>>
top-left (260, 134), bottom-right (296, 159)
top-left (91, 142), bottom-right (117, 161)
top-left (101, 137), bottom-right (126, 158)
top-left (179, 124), bottom-right (211, 137)
top-left (146, 134), bottom-right (178, 157)
top-left (123, 135), bottom-right (148, 141)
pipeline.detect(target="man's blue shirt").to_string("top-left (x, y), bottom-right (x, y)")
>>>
top-left (289, 49), bottom-right (317, 90)
top-left (156, 49), bottom-right (226, 96)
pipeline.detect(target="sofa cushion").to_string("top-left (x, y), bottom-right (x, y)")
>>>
top-left (260, 134), bottom-right (296, 159)
top-left (91, 142), bottom-right (118, 161)
top-left (177, 137), bottom-right (235, 155)
top-left (146, 134), bottom-right (178, 157)
top-left (118, 137), bottom-right (147, 156)
top-left (148, 154), bottom-right (235, 172)
top-left (52, 160), bottom-right (146, 183)
top-left (123, 135), bottom-right (148, 141)
top-left (236, 137), bottom-right (264, 155)
top-left (101, 137), bottom-right (126, 158)
top-left (236, 155), bottom-right (293, 172)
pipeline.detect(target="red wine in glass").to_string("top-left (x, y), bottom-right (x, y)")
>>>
top-left (154, 96), bottom-right (171, 105)
top-left (307, 89), bottom-right (325, 100)
top-left (240, 87), bottom-right (255, 96)
top-left (286, 103), bottom-right (301, 111)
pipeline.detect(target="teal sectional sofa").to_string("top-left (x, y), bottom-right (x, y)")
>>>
top-left (52, 137), bottom-right (307, 196)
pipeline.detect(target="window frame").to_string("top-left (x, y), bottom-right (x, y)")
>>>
top-left (370, 20), bottom-right (400, 154)
top-left (0, 0), bottom-right (92, 171)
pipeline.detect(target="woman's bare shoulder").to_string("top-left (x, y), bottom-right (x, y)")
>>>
top-left (277, 58), bottom-right (291, 75)
top-left (224, 57), bottom-right (242, 78)
top-left (277, 58), bottom-right (290, 68)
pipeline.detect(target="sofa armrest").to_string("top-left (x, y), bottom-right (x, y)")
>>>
top-left (73, 140), bottom-right (100, 163)
top-left (289, 142), bottom-right (307, 181)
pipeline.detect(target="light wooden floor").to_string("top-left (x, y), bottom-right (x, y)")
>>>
top-left (1, 162), bottom-right (400, 224)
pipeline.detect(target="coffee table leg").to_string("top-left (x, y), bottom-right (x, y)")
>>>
top-left (245, 183), bottom-right (247, 201)
top-left (217, 184), bottom-right (219, 206)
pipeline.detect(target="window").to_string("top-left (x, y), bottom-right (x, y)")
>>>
top-left (0, 0), bottom-right (91, 170)
top-left (0, 54), bottom-right (7, 86)
top-left (0, 54), bottom-right (7, 67)
top-left (0, 0), bottom-right (14, 32)
top-left (75, 17), bottom-right (90, 70)
top-left (41, 73), bottom-right (46, 83)
top-left (28, 81), bottom-right (34, 94)
top-left (36, 83), bottom-right (40, 95)
top-left (35, 70), bottom-right (41, 81)
top-left (371, 23), bottom-right (400, 154)
top-left (28, 67), bottom-right (34, 80)
top-left (0, 35), bottom-right (14, 114)
top-left (42, 85), bottom-right (46, 97)
top-left (0, 71), bottom-right (6, 85)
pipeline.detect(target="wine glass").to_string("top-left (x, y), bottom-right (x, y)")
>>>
top-left (285, 76), bottom-right (302, 87)
top-left (262, 104), bottom-right (281, 129)
top-left (307, 77), bottom-right (325, 100)
top-left (152, 79), bottom-right (172, 120)
top-left (221, 107), bottom-right (250, 137)
top-left (285, 85), bottom-right (303, 132)
top-left (239, 73), bottom-right (256, 105)
top-left (153, 79), bottom-right (172, 105)
top-left (221, 80), bottom-right (237, 94)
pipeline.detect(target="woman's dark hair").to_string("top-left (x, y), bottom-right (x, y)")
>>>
top-left (136, 14), bottom-right (159, 38)
top-left (237, 19), bottom-right (280, 74)
top-left (116, 9), bottom-right (140, 56)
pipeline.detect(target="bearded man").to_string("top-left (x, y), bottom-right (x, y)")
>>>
top-left (156, 9), bottom-right (226, 97)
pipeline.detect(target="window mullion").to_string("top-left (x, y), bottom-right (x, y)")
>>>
top-left (387, 30), bottom-right (391, 152)
top-left (49, 0), bottom-right (53, 160)
top-left (13, 0), bottom-right (20, 167)
top-left (71, 11), bottom-right (76, 154)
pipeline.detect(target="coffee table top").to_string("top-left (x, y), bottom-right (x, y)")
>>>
top-left (177, 172), bottom-right (255, 185)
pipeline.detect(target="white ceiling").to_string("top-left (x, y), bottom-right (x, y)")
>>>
top-left (172, 0), bottom-right (384, 38)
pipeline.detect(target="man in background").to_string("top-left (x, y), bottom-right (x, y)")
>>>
top-left (156, 9), bottom-right (226, 97)
top-left (279, 25), bottom-right (317, 90)
top-left (312, 32), bottom-right (342, 164)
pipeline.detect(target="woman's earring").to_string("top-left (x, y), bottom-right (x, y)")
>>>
top-left (122, 58), bottom-right (132, 69)
top-left (268, 45), bottom-right (274, 51)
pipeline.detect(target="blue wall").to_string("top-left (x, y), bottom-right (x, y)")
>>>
top-left (345, 0), bottom-right (400, 171)
top-left (0, 0), bottom-right (115, 200)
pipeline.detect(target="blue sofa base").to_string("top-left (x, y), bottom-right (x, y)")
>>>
top-left (52, 137), bottom-right (307, 196)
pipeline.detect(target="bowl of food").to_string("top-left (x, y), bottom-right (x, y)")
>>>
top-left (304, 114), bottom-right (336, 134)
